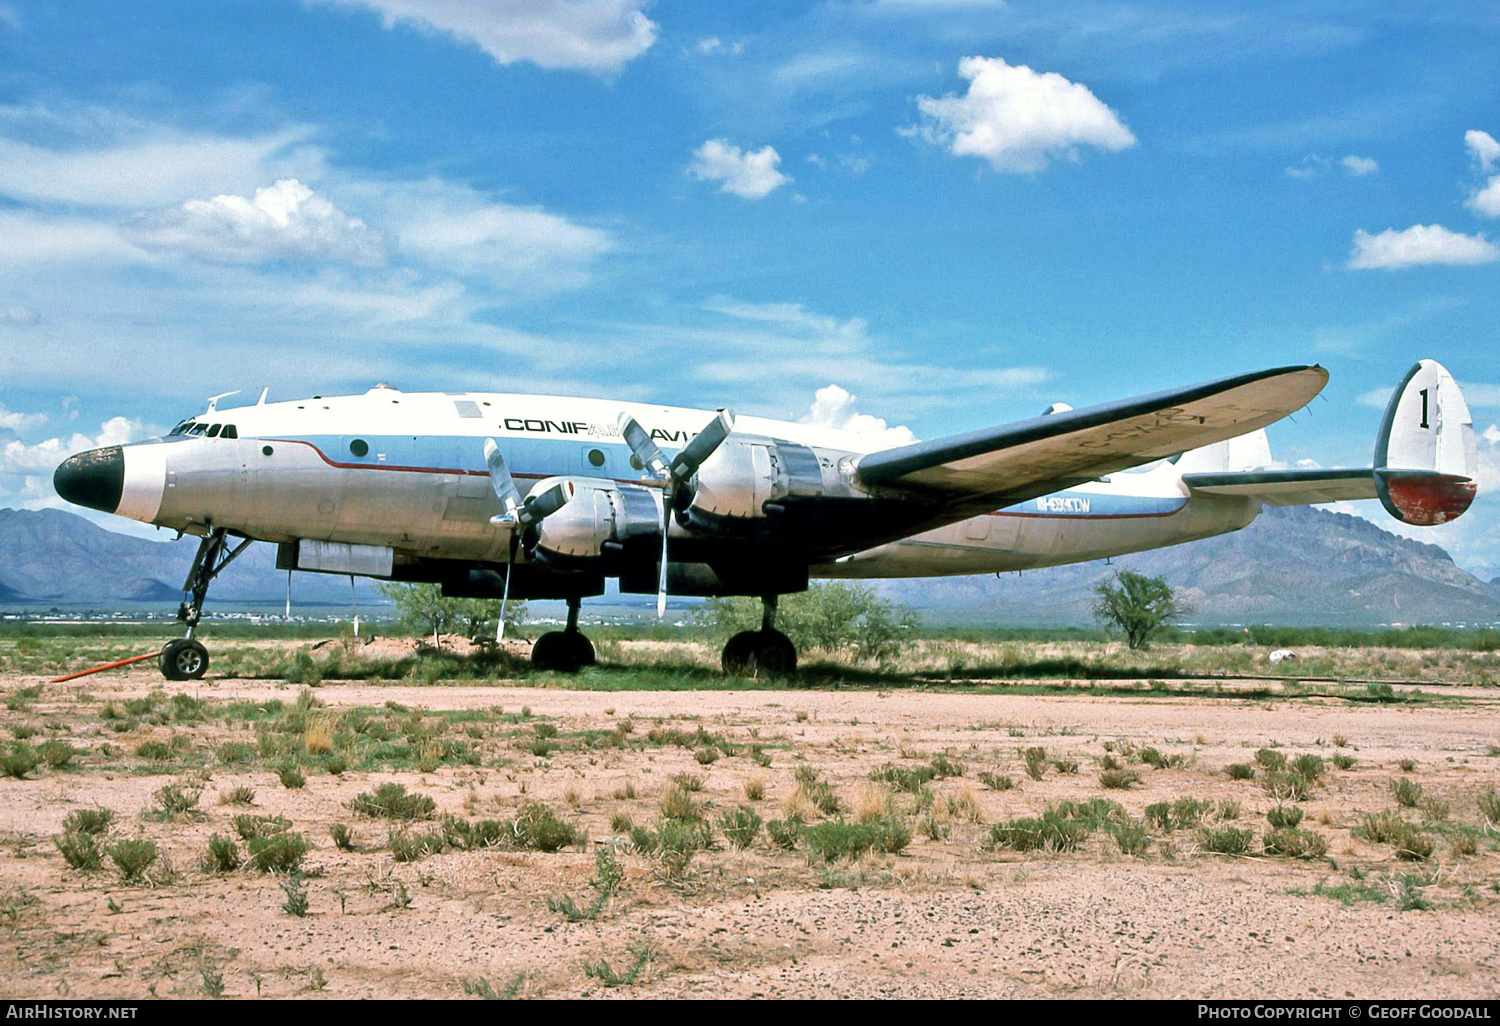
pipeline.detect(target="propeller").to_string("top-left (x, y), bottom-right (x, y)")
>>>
top-left (483, 438), bottom-right (575, 640)
top-left (616, 409), bottom-right (735, 618)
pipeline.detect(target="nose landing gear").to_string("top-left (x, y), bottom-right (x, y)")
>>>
top-left (529, 596), bottom-right (596, 673)
top-left (160, 527), bottom-right (252, 681)
top-left (721, 595), bottom-right (797, 677)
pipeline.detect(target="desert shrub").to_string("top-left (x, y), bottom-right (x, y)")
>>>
top-left (1145, 802), bottom-right (1172, 831)
top-left (986, 811), bottom-right (1091, 853)
top-left (694, 747), bottom-right (719, 766)
top-left (1357, 811), bottom-right (1434, 861)
top-left (719, 807), bottom-right (763, 850)
top-left (1390, 777), bottom-right (1423, 808)
top-left (389, 828), bottom-right (446, 862)
top-left (767, 818), bottom-right (802, 850)
top-left (1099, 769), bottom-right (1141, 790)
top-left (699, 581), bottom-right (920, 661)
top-left (632, 819), bottom-right (712, 875)
top-left (1266, 805), bottom-right (1304, 829)
top-left (801, 818), bottom-right (910, 861)
top-left (1398, 758), bottom-right (1416, 772)
top-left (1332, 754), bottom-right (1356, 771)
top-left (232, 814), bottom-right (291, 840)
top-left (349, 783), bottom-right (436, 821)
top-left (1217, 798), bottom-right (1242, 820)
top-left (247, 832), bottom-right (310, 872)
top-left (133, 740), bottom-right (173, 762)
top-left (1479, 788), bottom-right (1500, 823)
top-left (55, 830), bottom-right (103, 870)
top-left (1111, 819), bottom-right (1150, 856)
top-left (149, 783), bottom-right (202, 819)
top-left (278, 765), bottom-right (306, 790)
top-left (1262, 828), bottom-right (1328, 859)
top-left (742, 777), bottom-right (765, 802)
top-left (330, 823), bottom-right (355, 851)
top-left (279, 874), bottom-right (310, 917)
top-left (62, 808), bottom-right (114, 835)
top-left (1197, 827), bottom-right (1254, 855)
top-left (928, 754), bottom-right (965, 779)
top-left (978, 771), bottom-right (1015, 791)
top-left (509, 803), bottom-right (581, 852)
top-left (1262, 772), bottom-right (1312, 802)
top-left (221, 786), bottom-right (256, 806)
top-left (1022, 747), bottom-right (1047, 781)
top-left (870, 764), bottom-right (933, 793)
top-left (1225, 763), bottom-right (1256, 781)
top-left (1170, 798), bottom-right (1214, 828)
top-left (38, 741), bottom-right (79, 769)
top-left (546, 848), bottom-right (624, 922)
top-left (106, 839), bottom-right (158, 882)
top-left (1139, 747), bottom-right (1168, 769)
top-left (1, 743), bottom-right (38, 779)
top-left (1291, 754), bottom-right (1325, 781)
top-left (217, 741), bottom-right (257, 765)
top-left (202, 834), bottom-right (242, 872)
top-left (791, 767), bottom-right (839, 816)
top-left (1254, 748), bottom-right (1287, 772)
top-left (659, 784), bottom-right (703, 823)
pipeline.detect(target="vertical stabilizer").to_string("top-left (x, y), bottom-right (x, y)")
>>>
top-left (1374, 359), bottom-right (1477, 525)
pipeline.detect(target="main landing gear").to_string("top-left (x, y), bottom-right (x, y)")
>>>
top-left (160, 527), bottom-right (252, 682)
top-left (722, 595), bottom-right (797, 677)
top-left (530, 596), bottom-right (596, 673)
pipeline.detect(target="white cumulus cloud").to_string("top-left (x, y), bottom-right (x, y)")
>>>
top-left (128, 179), bottom-right (385, 266)
top-left (1340, 155), bottom-right (1378, 176)
top-left (1347, 224), bottom-right (1499, 270)
top-left (0, 416), bottom-right (141, 476)
top-left (688, 139), bottom-right (791, 199)
top-left (0, 404), bottom-right (48, 433)
top-left (1466, 130), bottom-right (1500, 172)
top-left (802, 384), bottom-right (917, 446)
top-left (909, 56), bottom-right (1135, 173)
top-left (315, 0), bottom-right (656, 75)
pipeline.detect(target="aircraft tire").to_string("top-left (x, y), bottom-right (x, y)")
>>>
top-left (721, 629), bottom-right (796, 678)
top-left (160, 639), bottom-right (209, 681)
top-left (531, 630), bottom-right (594, 673)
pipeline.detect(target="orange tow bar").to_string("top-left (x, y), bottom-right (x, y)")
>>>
top-left (48, 650), bottom-right (164, 684)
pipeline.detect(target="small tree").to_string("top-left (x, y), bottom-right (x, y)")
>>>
top-left (376, 583), bottom-right (528, 647)
top-left (698, 582), bottom-right (921, 661)
top-left (1092, 570), bottom-right (1190, 650)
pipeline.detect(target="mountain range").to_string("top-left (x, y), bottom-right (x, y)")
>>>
top-left (2, 505), bottom-right (1497, 626)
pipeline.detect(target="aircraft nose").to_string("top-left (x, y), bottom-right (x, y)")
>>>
top-left (54, 446), bottom-right (125, 513)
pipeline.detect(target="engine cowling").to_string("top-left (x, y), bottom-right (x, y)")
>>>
top-left (686, 437), bottom-right (846, 523)
top-left (528, 477), bottom-right (660, 562)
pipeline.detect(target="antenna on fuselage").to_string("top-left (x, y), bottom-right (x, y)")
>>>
top-left (257, 387), bottom-right (269, 406)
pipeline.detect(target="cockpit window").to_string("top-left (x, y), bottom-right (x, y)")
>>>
top-left (189, 423), bottom-right (208, 435)
top-left (221, 424), bottom-right (238, 439)
top-left (169, 419), bottom-right (194, 436)
top-left (206, 424), bottom-right (222, 438)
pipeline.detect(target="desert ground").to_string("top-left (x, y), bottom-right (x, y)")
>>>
top-left (0, 637), bottom-right (1497, 1000)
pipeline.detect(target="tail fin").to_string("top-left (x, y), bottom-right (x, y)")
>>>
top-left (1175, 428), bottom-right (1273, 474)
top-left (1374, 359), bottom-right (1477, 525)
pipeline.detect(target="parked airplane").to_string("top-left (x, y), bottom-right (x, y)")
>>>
top-left (53, 360), bottom-right (1476, 681)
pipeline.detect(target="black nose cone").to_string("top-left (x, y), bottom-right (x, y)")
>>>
top-left (54, 446), bottom-right (125, 513)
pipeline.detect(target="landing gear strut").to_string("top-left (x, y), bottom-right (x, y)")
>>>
top-left (722, 595), bottom-right (797, 677)
top-left (530, 596), bottom-right (596, 673)
top-left (160, 527), bottom-right (252, 682)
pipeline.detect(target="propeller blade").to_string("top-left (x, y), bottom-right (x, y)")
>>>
top-left (498, 533), bottom-right (517, 643)
top-left (657, 495), bottom-right (669, 619)
top-left (670, 409), bottom-right (735, 479)
top-left (483, 439), bottom-right (523, 522)
top-left (618, 413), bottom-right (669, 478)
top-left (521, 480), bottom-right (574, 523)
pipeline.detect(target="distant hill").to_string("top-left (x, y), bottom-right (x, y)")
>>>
top-left (872, 505), bottom-right (1500, 626)
top-left (0, 508), bottom-right (379, 609)
top-left (3, 504), bottom-right (1496, 625)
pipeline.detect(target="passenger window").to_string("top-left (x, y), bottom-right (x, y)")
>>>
top-left (221, 425), bottom-right (238, 439)
top-left (349, 439), bottom-right (369, 457)
top-left (206, 424), bottom-right (222, 437)
top-left (588, 449), bottom-right (606, 468)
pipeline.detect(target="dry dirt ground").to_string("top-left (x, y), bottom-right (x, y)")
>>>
top-left (1, 652), bottom-right (1497, 1000)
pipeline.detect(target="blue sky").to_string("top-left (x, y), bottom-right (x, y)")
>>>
top-left (2, 0), bottom-right (1499, 570)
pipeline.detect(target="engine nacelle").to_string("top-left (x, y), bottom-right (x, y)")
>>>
top-left (688, 437), bottom-right (849, 522)
top-left (529, 477), bottom-right (660, 561)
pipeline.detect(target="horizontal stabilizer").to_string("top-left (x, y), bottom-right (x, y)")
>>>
top-left (1183, 467), bottom-right (1378, 506)
top-left (855, 365), bottom-right (1328, 513)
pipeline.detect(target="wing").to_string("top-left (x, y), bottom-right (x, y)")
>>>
top-left (854, 365), bottom-right (1328, 515)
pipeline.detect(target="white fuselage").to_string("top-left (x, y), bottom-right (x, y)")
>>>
top-left (106, 385), bottom-right (1262, 579)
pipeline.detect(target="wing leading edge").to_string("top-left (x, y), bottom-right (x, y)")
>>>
top-left (854, 365), bottom-right (1329, 513)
